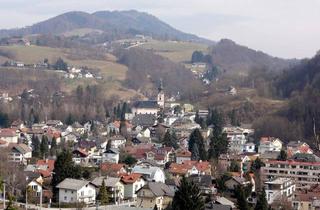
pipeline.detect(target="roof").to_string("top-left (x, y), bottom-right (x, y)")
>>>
top-left (206, 203), bottom-right (232, 210)
top-left (9, 143), bottom-right (31, 154)
top-left (187, 175), bottom-right (212, 186)
top-left (120, 173), bottom-right (143, 184)
top-left (132, 101), bottom-right (159, 109)
top-left (137, 182), bottom-right (174, 197)
top-left (132, 165), bottom-right (163, 179)
top-left (176, 150), bottom-right (192, 157)
top-left (169, 161), bottom-right (211, 175)
top-left (215, 196), bottom-right (236, 208)
top-left (72, 122), bottom-right (84, 128)
top-left (0, 139), bottom-right (7, 145)
top-left (132, 114), bottom-right (157, 127)
top-left (101, 163), bottom-right (125, 172)
top-left (56, 178), bottom-right (92, 190)
top-left (0, 128), bottom-right (17, 137)
top-left (91, 176), bottom-right (121, 188)
top-left (267, 159), bottom-right (320, 166)
top-left (36, 159), bottom-right (55, 172)
top-left (104, 148), bottom-right (120, 154)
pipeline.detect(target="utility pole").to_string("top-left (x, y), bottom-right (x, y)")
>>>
top-left (39, 187), bottom-right (42, 210)
top-left (26, 186), bottom-right (28, 210)
top-left (3, 181), bottom-right (5, 210)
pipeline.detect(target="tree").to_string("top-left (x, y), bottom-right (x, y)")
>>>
top-left (123, 155), bottom-right (137, 166)
top-left (65, 113), bottom-right (75, 125)
top-left (53, 57), bottom-right (68, 71)
top-left (40, 135), bottom-right (49, 158)
top-left (97, 180), bottom-right (109, 205)
top-left (229, 160), bottom-right (240, 172)
top-left (32, 135), bottom-right (41, 158)
top-left (277, 150), bottom-right (287, 161)
top-left (251, 158), bottom-right (265, 173)
top-left (163, 130), bottom-right (179, 149)
top-left (191, 51), bottom-right (204, 63)
top-left (235, 186), bottom-right (250, 210)
top-left (0, 112), bottom-right (9, 128)
top-left (188, 129), bottom-right (207, 161)
top-left (208, 133), bottom-right (228, 160)
top-left (229, 109), bottom-right (241, 126)
top-left (172, 177), bottom-right (205, 210)
top-left (50, 137), bottom-right (57, 156)
top-left (255, 188), bottom-right (268, 210)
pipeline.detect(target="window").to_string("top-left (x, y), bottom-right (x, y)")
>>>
top-left (65, 190), bottom-right (67, 193)
top-left (64, 196), bottom-right (67, 201)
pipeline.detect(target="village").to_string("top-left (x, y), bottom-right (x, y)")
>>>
top-left (0, 81), bottom-right (319, 210)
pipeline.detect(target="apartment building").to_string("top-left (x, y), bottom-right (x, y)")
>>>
top-left (265, 177), bottom-right (296, 204)
top-left (262, 160), bottom-right (320, 187)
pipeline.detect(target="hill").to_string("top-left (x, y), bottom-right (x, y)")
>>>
top-left (210, 39), bottom-right (298, 74)
top-left (0, 10), bottom-right (212, 44)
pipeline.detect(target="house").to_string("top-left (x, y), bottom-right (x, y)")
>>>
top-left (8, 143), bottom-right (32, 165)
top-left (292, 185), bottom-right (320, 210)
top-left (132, 165), bottom-right (166, 183)
top-left (187, 175), bottom-right (216, 196)
top-left (46, 120), bottom-right (63, 128)
top-left (56, 178), bottom-right (96, 205)
top-left (136, 182), bottom-right (174, 210)
top-left (258, 137), bottom-right (283, 154)
top-left (35, 159), bottom-right (55, 178)
top-left (91, 176), bottom-right (125, 203)
top-left (137, 128), bottom-right (151, 138)
top-left (225, 176), bottom-right (251, 191)
top-left (72, 122), bottom-right (85, 134)
top-left (265, 178), bottom-right (296, 204)
top-left (0, 128), bottom-right (19, 144)
top-left (169, 161), bottom-right (211, 177)
top-left (120, 173), bottom-right (146, 199)
top-left (175, 150), bottom-right (192, 164)
top-left (62, 132), bottom-right (79, 142)
top-left (108, 135), bottom-right (126, 149)
top-left (0, 139), bottom-right (9, 147)
top-left (102, 148), bottom-right (120, 163)
top-left (100, 163), bottom-right (127, 176)
top-left (242, 142), bottom-right (256, 153)
top-left (262, 159), bottom-right (320, 187)
top-left (26, 179), bottom-right (52, 203)
top-left (132, 114), bottom-right (157, 127)
top-left (287, 141), bottom-right (313, 157)
top-left (223, 126), bottom-right (253, 154)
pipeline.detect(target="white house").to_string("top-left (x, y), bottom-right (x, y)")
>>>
top-left (0, 128), bottom-right (19, 144)
top-left (175, 150), bottom-right (192, 164)
top-left (259, 137), bottom-right (283, 154)
top-left (56, 178), bottom-right (96, 205)
top-left (9, 143), bottom-right (32, 165)
top-left (102, 148), bottom-right (120, 163)
top-left (265, 178), bottom-right (296, 204)
top-left (132, 165), bottom-right (166, 183)
top-left (27, 180), bottom-right (42, 197)
top-left (121, 173), bottom-right (146, 199)
top-left (109, 135), bottom-right (126, 149)
top-left (242, 142), bottom-right (256, 153)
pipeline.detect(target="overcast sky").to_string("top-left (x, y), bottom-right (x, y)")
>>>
top-left (0, 0), bottom-right (319, 59)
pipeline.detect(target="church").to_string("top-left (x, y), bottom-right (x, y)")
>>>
top-left (131, 80), bottom-right (165, 116)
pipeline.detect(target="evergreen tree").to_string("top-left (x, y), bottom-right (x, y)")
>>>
top-left (277, 150), bottom-right (287, 161)
top-left (119, 120), bottom-right (127, 136)
top-left (40, 135), bottom-right (49, 158)
top-left (116, 104), bottom-right (121, 119)
top-left (172, 177), bottom-right (205, 210)
top-left (163, 130), bottom-right (179, 149)
top-left (194, 111), bottom-right (201, 124)
top-left (32, 135), bottom-right (41, 158)
top-left (208, 133), bottom-right (228, 160)
top-left (191, 143), bottom-right (200, 161)
top-left (97, 180), bottom-right (109, 205)
top-left (255, 188), bottom-right (268, 210)
top-left (50, 137), bottom-right (57, 156)
top-left (121, 102), bottom-right (128, 121)
top-left (188, 129), bottom-right (207, 160)
top-left (229, 160), bottom-right (240, 172)
top-left (65, 113), bottom-right (74, 125)
top-left (251, 158), bottom-right (265, 173)
top-left (53, 57), bottom-right (68, 71)
top-left (0, 112), bottom-right (9, 128)
top-left (235, 186), bottom-right (250, 210)
top-left (229, 109), bottom-right (241, 126)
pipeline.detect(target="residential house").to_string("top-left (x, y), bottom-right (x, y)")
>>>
top-left (224, 126), bottom-right (253, 154)
top-left (132, 165), bottom-right (166, 183)
top-left (72, 149), bottom-right (89, 165)
top-left (109, 135), bottom-right (126, 149)
top-left (35, 159), bottom-right (55, 179)
top-left (242, 142), bottom-right (256, 153)
top-left (225, 176), bottom-right (251, 191)
top-left (258, 137), bottom-right (283, 154)
top-left (72, 122), bottom-right (85, 134)
top-left (56, 178), bottom-right (96, 204)
top-left (136, 182), bottom-right (174, 210)
top-left (265, 178), bottom-right (296, 204)
top-left (102, 148), bottom-right (120, 163)
top-left (100, 163), bottom-right (127, 177)
top-left (0, 128), bottom-right (19, 144)
top-left (169, 161), bottom-right (211, 177)
top-left (120, 173), bottom-right (146, 199)
top-left (8, 143), bottom-right (32, 165)
top-left (287, 141), bottom-right (313, 157)
top-left (292, 185), bottom-right (320, 210)
top-left (175, 149), bottom-right (192, 164)
top-left (46, 120), bottom-right (63, 128)
top-left (91, 176), bottom-right (124, 203)
top-left (187, 175), bottom-right (216, 196)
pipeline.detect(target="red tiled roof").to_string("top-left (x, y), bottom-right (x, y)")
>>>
top-left (36, 159), bottom-right (55, 172)
top-left (101, 163), bottom-right (125, 173)
top-left (0, 139), bottom-right (7, 145)
top-left (120, 173), bottom-right (143, 184)
top-left (176, 150), bottom-right (191, 157)
top-left (267, 159), bottom-right (320, 166)
top-left (0, 128), bottom-right (17, 137)
top-left (169, 161), bottom-right (211, 175)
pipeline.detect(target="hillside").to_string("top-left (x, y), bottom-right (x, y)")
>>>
top-left (210, 39), bottom-right (298, 74)
top-left (0, 10), bottom-right (211, 43)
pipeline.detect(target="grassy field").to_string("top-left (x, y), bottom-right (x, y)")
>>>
top-left (139, 40), bottom-right (209, 63)
top-left (62, 28), bottom-right (103, 37)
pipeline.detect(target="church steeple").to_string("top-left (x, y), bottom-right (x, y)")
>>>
top-left (157, 79), bottom-right (165, 108)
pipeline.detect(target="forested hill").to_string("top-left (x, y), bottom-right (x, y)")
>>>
top-left (276, 53), bottom-right (320, 98)
top-left (0, 10), bottom-right (211, 43)
top-left (210, 39), bottom-right (298, 73)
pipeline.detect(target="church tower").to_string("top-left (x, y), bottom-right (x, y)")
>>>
top-left (157, 79), bottom-right (165, 108)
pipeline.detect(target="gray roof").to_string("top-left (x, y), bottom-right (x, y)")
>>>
top-left (132, 166), bottom-right (163, 180)
top-left (11, 143), bottom-right (32, 154)
top-left (138, 182), bottom-right (174, 197)
top-left (56, 178), bottom-right (92, 190)
top-left (132, 114), bottom-right (156, 127)
top-left (91, 176), bottom-right (121, 188)
top-left (206, 203), bottom-right (232, 210)
top-left (133, 101), bottom-right (159, 109)
top-left (104, 148), bottom-right (120, 154)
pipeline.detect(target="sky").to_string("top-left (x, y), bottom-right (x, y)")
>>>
top-left (0, 0), bottom-right (319, 59)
